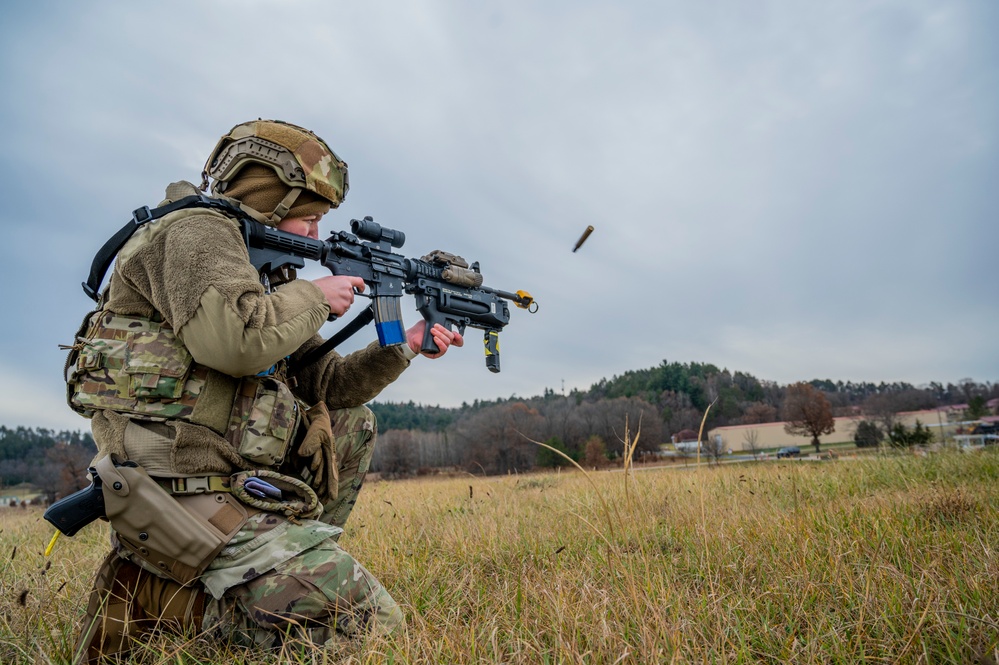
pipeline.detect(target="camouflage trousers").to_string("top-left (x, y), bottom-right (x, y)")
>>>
top-left (202, 405), bottom-right (404, 645)
top-left (318, 404), bottom-right (379, 531)
top-left (75, 406), bottom-right (402, 663)
top-left (203, 538), bottom-right (402, 647)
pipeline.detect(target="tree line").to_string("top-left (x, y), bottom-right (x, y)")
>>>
top-left (0, 426), bottom-right (96, 497)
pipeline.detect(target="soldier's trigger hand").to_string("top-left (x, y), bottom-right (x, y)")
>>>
top-left (313, 275), bottom-right (365, 317)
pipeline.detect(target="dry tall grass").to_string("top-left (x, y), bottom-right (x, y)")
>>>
top-left (2, 449), bottom-right (997, 664)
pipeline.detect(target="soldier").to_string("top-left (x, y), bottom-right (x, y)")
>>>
top-left (65, 119), bottom-right (462, 662)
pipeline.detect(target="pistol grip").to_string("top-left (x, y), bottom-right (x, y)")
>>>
top-left (43, 478), bottom-right (106, 537)
top-left (421, 320), bottom-right (442, 355)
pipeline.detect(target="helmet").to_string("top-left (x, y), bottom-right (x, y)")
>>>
top-left (202, 119), bottom-right (349, 212)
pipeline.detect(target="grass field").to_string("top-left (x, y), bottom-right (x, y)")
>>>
top-left (2, 448), bottom-right (998, 664)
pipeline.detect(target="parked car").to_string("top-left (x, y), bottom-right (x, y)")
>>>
top-left (776, 446), bottom-right (801, 459)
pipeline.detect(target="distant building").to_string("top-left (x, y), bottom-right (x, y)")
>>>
top-left (708, 408), bottom-right (952, 453)
top-left (0, 482), bottom-right (46, 507)
top-left (670, 429), bottom-right (700, 453)
top-left (942, 400), bottom-right (999, 421)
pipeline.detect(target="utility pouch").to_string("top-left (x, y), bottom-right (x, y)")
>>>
top-left (96, 455), bottom-right (246, 585)
top-left (67, 312), bottom-right (201, 421)
top-left (122, 329), bottom-right (193, 400)
top-left (227, 377), bottom-right (299, 466)
top-left (231, 469), bottom-right (322, 521)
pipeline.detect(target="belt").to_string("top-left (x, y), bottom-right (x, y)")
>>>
top-left (156, 476), bottom-right (231, 495)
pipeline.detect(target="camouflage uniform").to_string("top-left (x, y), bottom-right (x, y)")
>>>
top-left (69, 121), bottom-right (411, 662)
top-left (201, 405), bottom-right (403, 647)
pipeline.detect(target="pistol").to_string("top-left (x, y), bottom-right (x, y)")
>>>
top-left (43, 467), bottom-right (106, 536)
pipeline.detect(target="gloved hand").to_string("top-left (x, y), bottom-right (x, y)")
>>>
top-left (296, 401), bottom-right (338, 503)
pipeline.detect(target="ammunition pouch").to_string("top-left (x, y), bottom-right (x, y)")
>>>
top-left (96, 455), bottom-right (247, 585)
top-left (225, 376), bottom-right (299, 467)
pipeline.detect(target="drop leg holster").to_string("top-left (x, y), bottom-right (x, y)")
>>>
top-left (73, 551), bottom-right (205, 665)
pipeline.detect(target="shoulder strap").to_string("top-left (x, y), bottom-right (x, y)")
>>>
top-left (292, 305), bottom-right (375, 371)
top-left (84, 195), bottom-right (374, 366)
top-left (82, 194), bottom-right (245, 301)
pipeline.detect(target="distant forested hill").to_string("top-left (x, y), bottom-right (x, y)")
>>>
top-left (375, 360), bottom-right (979, 434)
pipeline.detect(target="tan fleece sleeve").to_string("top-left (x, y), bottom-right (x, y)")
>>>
top-left (290, 336), bottom-right (411, 409)
top-left (179, 282), bottom-right (330, 376)
top-left (114, 212), bottom-right (331, 377)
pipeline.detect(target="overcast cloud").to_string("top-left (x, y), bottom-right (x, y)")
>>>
top-left (0, 1), bottom-right (995, 431)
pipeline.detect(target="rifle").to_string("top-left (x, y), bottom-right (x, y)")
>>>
top-left (242, 215), bottom-right (538, 373)
top-left (82, 194), bottom-right (538, 373)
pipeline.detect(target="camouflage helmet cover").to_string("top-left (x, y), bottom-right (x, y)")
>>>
top-left (203, 119), bottom-right (349, 207)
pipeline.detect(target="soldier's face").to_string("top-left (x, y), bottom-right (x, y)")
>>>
top-left (277, 215), bottom-right (322, 240)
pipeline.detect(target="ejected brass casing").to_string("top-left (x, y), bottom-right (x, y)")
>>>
top-left (573, 225), bottom-right (594, 252)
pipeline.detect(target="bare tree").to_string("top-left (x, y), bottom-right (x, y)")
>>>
top-left (374, 430), bottom-right (417, 477)
top-left (862, 392), bottom-right (911, 439)
top-left (453, 402), bottom-right (545, 474)
top-left (782, 383), bottom-right (835, 453)
top-left (657, 391), bottom-right (703, 435)
top-left (43, 443), bottom-right (94, 499)
top-left (702, 434), bottom-right (726, 465)
top-left (576, 397), bottom-right (662, 459)
top-left (582, 435), bottom-right (608, 469)
top-left (741, 402), bottom-right (777, 424)
top-left (535, 396), bottom-right (589, 458)
top-left (742, 428), bottom-right (762, 459)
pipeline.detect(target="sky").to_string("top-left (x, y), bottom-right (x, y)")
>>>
top-left (0, 1), bottom-right (996, 431)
